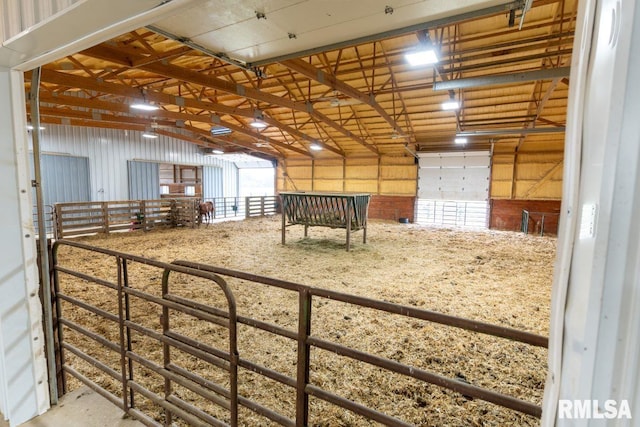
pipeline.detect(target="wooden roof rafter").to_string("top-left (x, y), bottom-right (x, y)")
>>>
top-left (79, 44), bottom-right (370, 152)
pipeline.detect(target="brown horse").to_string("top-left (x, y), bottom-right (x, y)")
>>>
top-left (197, 201), bottom-right (215, 225)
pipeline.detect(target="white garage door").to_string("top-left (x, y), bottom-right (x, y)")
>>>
top-left (416, 151), bottom-right (491, 228)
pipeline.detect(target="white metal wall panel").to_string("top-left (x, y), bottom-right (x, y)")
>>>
top-left (31, 124), bottom-right (239, 201)
top-left (0, 70), bottom-right (48, 426)
top-left (0, 0), bottom-right (80, 43)
top-left (203, 166), bottom-right (223, 200)
top-left (417, 151), bottom-right (491, 200)
top-left (128, 161), bottom-right (160, 200)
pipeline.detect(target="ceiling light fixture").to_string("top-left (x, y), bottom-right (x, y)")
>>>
top-left (454, 137), bottom-right (468, 144)
top-left (250, 109), bottom-right (268, 129)
top-left (309, 143), bottom-right (323, 151)
top-left (405, 49), bottom-right (438, 66)
top-left (210, 126), bottom-right (232, 136)
top-left (142, 131), bottom-right (159, 139)
top-left (26, 124), bottom-right (46, 130)
top-left (131, 102), bottom-right (159, 111)
top-left (442, 100), bottom-right (460, 111)
top-left (250, 120), bottom-right (267, 129)
top-left (211, 149), bottom-right (224, 154)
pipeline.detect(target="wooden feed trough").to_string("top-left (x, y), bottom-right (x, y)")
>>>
top-left (280, 192), bottom-right (371, 251)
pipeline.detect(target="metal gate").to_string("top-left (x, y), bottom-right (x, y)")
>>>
top-left (52, 240), bottom-right (238, 426)
top-left (50, 240), bottom-right (547, 426)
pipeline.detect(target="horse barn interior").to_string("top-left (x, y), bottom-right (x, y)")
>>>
top-left (22, 0), bottom-right (574, 233)
top-left (2, 1), bottom-right (640, 427)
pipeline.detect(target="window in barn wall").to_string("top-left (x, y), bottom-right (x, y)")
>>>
top-left (415, 151), bottom-right (491, 229)
top-left (184, 185), bottom-right (195, 196)
top-left (160, 185), bottom-right (169, 195)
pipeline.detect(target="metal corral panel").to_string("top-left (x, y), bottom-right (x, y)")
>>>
top-left (128, 161), bottom-right (160, 200)
top-left (203, 166), bottom-right (223, 199)
top-left (32, 124), bottom-right (239, 200)
top-left (415, 199), bottom-right (489, 229)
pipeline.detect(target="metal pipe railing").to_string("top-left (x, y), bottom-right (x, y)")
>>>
top-left (52, 240), bottom-right (547, 426)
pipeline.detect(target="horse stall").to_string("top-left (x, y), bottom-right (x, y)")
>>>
top-left (280, 192), bottom-right (371, 251)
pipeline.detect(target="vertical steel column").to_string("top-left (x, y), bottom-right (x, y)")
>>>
top-left (30, 66), bottom-right (59, 405)
top-left (295, 289), bottom-right (312, 427)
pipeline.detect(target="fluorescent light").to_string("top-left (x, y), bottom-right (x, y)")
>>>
top-left (26, 124), bottom-right (46, 130)
top-left (250, 120), bottom-right (267, 129)
top-left (442, 100), bottom-right (460, 110)
top-left (210, 126), bottom-right (232, 135)
top-left (142, 131), bottom-right (158, 139)
top-left (212, 149), bottom-right (224, 154)
top-left (455, 137), bottom-right (468, 144)
top-left (131, 102), bottom-right (159, 111)
top-left (405, 49), bottom-right (438, 66)
top-left (309, 143), bottom-right (323, 151)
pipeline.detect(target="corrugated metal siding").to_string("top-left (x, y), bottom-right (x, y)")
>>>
top-left (203, 166), bottom-right (223, 199)
top-left (40, 154), bottom-right (90, 204)
top-left (128, 161), bottom-right (160, 200)
top-left (0, 0), bottom-right (80, 43)
top-left (31, 124), bottom-right (238, 201)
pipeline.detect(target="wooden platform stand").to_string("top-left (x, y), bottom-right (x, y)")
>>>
top-left (280, 192), bottom-right (371, 251)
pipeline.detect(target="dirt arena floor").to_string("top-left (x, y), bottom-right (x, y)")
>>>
top-left (54, 216), bottom-right (557, 426)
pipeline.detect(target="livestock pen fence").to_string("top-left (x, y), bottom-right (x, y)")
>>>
top-left (49, 240), bottom-right (548, 426)
top-left (51, 196), bottom-right (278, 238)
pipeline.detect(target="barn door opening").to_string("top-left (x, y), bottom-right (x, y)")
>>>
top-left (416, 151), bottom-right (491, 229)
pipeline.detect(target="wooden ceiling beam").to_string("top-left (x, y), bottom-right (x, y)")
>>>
top-left (80, 44), bottom-right (373, 153)
top-left (31, 69), bottom-right (335, 157)
top-left (281, 58), bottom-right (406, 138)
top-left (81, 44), bottom-right (377, 151)
top-left (34, 103), bottom-right (310, 157)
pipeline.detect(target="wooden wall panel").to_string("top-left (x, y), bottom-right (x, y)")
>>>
top-left (345, 165), bottom-right (378, 179)
top-left (380, 180), bottom-right (415, 195)
top-left (490, 152), bottom-right (563, 200)
top-left (345, 180), bottom-right (378, 193)
top-left (313, 180), bottom-right (343, 192)
top-left (491, 181), bottom-right (512, 198)
top-left (285, 166), bottom-right (312, 179)
top-left (277, 156), bottom-right (417, 196)
top-left (314, 165), bottom-right (343, 179)
top-left (380, 165), bottom-right (417, 179)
